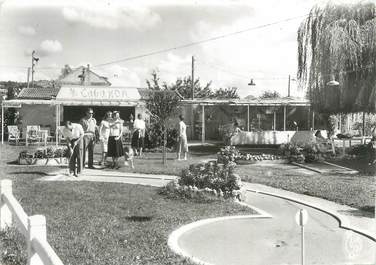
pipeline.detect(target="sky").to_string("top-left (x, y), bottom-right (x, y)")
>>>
top-left (0, 0), bottom-right (365, 98)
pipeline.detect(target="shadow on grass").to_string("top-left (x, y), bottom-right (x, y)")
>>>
top-left (338, 206), bottom-right (375, 218)
top-left (6, 160), bottom-right (19, 165)
top-left (125, 216), bottom-right (154, 222)
top-left (7, 171), bottom-right (49, 176)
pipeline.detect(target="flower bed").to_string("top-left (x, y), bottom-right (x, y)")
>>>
top-left (217, 145), bottom-right (285, 165)
top-left (18, 146), bottom-right (69, 165)
top-left (160, 161), bottom-right (246, 202)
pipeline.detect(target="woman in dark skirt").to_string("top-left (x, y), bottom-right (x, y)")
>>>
top-left (108, 111), bottom-right (124, 169)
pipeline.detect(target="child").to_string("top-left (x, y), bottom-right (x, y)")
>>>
top-left (124, 145), bottom-right (135, 169)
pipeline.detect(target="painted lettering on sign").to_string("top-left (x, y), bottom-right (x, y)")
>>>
top-left (79, 88), bottom-right (128, 99)
top-left (56, 86), bottom-right (140, 101)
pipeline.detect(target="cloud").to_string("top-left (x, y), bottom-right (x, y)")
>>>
top-left (94, 64), bottom-right (144, 87)
top-left (38, 40), bottom-right (63, 56)
top-left (62, 4), bottom-right (161, 30)
top-left (17, 25), bottom-right (36, 36)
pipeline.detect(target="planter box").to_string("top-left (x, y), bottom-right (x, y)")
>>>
top-left (18, 157), bottom-right (68, 166)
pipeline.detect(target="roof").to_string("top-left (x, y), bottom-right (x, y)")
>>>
top-left (181, 97), bottom-right (310, 106)
top-left (17, 86), bottom-right (60, 99)
top-left (58, 66), bottom-right (111, 86)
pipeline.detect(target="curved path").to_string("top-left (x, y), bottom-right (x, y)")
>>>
top-left (176, 192), bottom-right (375, 265)
top-left (40, 168), bottom-right (376, 265)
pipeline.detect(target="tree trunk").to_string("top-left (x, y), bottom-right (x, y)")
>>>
top-left (163, 126), bottom-right (167, 165)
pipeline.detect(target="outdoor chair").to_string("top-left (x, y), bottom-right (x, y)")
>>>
top-left (26, 125), bottom-right (42, 146)
top-left (7, 125), bottom-right (21, 145)
top-left (40, 126), bottom-right (53, 146)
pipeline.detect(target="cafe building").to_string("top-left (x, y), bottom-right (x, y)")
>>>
top-left (1, 65), bottom-right (148, 143)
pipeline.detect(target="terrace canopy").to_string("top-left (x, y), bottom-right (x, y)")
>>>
top-left (180, 97), bottom-right (312, 143)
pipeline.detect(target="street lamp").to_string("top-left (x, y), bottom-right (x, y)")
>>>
top-left (248, 79), bottom-right (256, 86)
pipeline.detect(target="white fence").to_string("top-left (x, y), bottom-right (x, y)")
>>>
top-left (0, 179), bottom-right (64, 265)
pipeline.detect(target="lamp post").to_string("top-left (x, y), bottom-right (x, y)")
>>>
top-left (247, 79), bottom-right (256, 131)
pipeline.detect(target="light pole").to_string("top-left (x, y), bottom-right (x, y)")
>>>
top-left (247, 79), bottom-right (256, 131)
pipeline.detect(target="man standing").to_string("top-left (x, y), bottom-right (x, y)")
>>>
top-left (80, 108), bottom-right (97, 169)
top-left (62, 121), bottom-right (84, 177)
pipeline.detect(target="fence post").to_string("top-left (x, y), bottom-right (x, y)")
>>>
top-left (27, 215), bottom-right (46, 265)
top-left (0, 179), bottom-right (12, 230)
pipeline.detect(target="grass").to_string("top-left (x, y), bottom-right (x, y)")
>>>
top-left (236, 163), bottom-right (375, 216)
top-left (0, 144), bottom-right (255, 265)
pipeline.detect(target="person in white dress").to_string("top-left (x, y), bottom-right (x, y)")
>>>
top-left (99, 111), bottom-right (112, 166)
top-left (177, 114), bottom-right (188, 160)
top-left (132, 114), bottom-right (146, 156)
top-left (108, 111), bottom-right (124, 169)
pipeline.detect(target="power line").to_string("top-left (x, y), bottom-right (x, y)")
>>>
top-left (92, 14), bottom-right (309, 68)
top-left (197, 59), bottom-right (291, 80)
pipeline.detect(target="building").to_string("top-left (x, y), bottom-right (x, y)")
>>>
top-left (1, 65), bottom-right (314, 144)
top-left (1, 65), bottom-right (147, 143)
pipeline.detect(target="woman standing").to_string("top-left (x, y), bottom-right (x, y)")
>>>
top-left (99, 111), bottom-right (112, 166)
top-left (107, 111), bottom-right (124, 169)
top-left (131, 114), bottom-right (146, 156)
top-left (177, 114), bottom-right (188, 160)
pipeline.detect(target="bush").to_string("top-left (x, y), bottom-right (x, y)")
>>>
top-left (144, 123), bottom-right (178, 149)
top-left (280, 143), bottom-right (305, 163)
top-left (217, 146), bottom-right (241, 165)
top-left (347, 144), bottom-right (369, 157)
top-left (160, 161), bottom-right (245, 202)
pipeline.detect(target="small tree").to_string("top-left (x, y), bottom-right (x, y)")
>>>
top-left (259, 90), bottom-right (281, 99)
top-left (145, 71), bottom-right (181, 165)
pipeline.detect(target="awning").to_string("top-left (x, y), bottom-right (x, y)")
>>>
top-left (1, 99), bottom-right (53, 107)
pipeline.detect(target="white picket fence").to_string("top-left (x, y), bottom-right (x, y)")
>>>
top-left (0, 179), bottom-right (64, 265)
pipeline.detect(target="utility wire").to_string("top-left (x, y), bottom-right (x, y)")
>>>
top-left (197, 59), bottom-right (291, 80)
top-left (92, 14), bottom-right (309, 68)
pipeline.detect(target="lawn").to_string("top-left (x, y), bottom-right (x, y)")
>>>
top-left (0, 144), bottom-right (254, 265)
top-left (235, 162), bottom-right (375, 216)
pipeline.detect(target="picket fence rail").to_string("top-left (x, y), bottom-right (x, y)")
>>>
top-left (0, 179), bottom-right (64, 265)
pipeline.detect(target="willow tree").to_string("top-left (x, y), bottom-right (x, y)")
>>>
top-left (298, 1), bottom-right (376, 114)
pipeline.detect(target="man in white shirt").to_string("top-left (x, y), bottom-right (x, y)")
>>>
top-left (132, 113), bottom-right (146, 156)
top-left (62, 121), bottom-right (84, 177)
top-left (80, 108), bottom-right (97, 169)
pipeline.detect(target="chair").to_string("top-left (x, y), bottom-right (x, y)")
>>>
top-left (26, 125), bottom-right (42, 146)
top-left (7, 125), bottom-right (20, 145)
top-left (40, 126), bottom-right (53, 145)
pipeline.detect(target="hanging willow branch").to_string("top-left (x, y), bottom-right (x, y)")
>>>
top-left (298, 1), bottom-right (376, 114)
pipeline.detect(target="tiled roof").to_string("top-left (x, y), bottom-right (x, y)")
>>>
top-left (18, 86), bottom-right (61, 99)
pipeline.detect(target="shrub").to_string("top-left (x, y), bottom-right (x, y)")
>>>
top-left (160, 161), bottom-right (245, 202)
top-left (347, 144), bottom-right (369, 157)
top-left (144, 123), bottom-right (178, 149)
top-left (280, 143), bottom-right (305, 163)
top-left (217, 146), bottom-right (241, 165)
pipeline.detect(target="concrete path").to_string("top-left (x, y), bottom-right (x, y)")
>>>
top-left (178, 192), bottom-right (376, 265)
top-left (39, 168), bottom-right (176, 187)
top-left (39, 167), bottom-right (376, 265)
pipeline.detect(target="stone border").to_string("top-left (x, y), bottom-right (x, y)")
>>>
top-left (246, 188), bottom-right (376, 242)
top-left (168, 205), bottom-right (272, 265)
